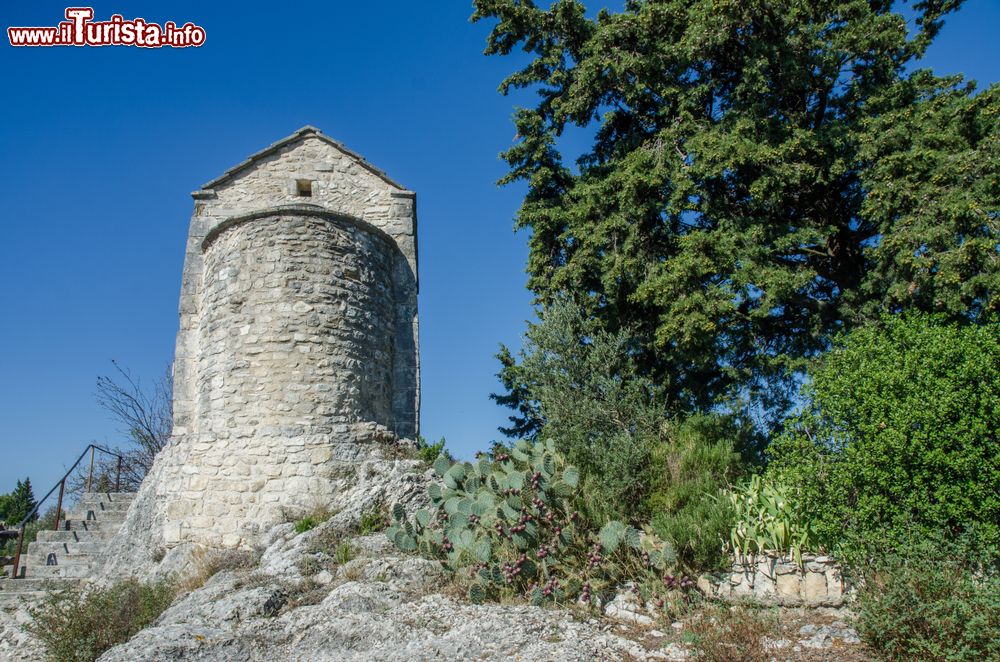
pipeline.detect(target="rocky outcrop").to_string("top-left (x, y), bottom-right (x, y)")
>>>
top-left (94, 460), bottom-right (665, 662)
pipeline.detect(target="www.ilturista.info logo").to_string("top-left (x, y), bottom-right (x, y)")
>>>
top-left (8, 7), bottom-right (206, 48)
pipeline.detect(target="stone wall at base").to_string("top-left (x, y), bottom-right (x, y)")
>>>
top-left (698, 553), bottom-right (847, 607)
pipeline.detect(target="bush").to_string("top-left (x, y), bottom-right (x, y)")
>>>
top-left (291, 505), bottom-right (335, 535)
top-left (648, 414), bottom-right (747, 571)
top-left (414, 436), bottom-right (450, 465)
top-left (26, 579), bottom-right (176, 662)
top-left (853, 536), bottom-right (1000, 662)
top-left (387, 439), bottom-right (688, 608)
top-left (356, 504), bottom-right (390, 535)
top-left (768, 314), bottom-right (1000, 558)
top-left (294, 516), bottom-right (319, 534)
top-left (494, 299), bottom-right (666, 522)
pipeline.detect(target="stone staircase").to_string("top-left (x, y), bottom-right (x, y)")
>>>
top-left (0, 492), bottom-right (135, 606)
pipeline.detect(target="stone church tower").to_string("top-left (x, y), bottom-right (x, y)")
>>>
top-left (105, 127), bottom-right (419, 560)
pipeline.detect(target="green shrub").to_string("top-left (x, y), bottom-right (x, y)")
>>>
top-left (294, 516), bottom-right (319, 534)
top-left (292, 505), bottom-right (335, 535)
top-left (414, 436), bottom-right (451, 465)
top-left (853, 536), bottom-right (1000, 662)
top-left (332, 541), bottom-right (355, 565)
top-left (494, 299), bottom-right (666, 522)
top-left (387, 439), bottom-right (684, 607)
top-left (648, 414), bottom-right (747, 571)
top-left (356, 504), bottom-right (390, 535)
top-left (26, 579), bottom-right (176, 662)
top-left (652, 494), bottom-right (733, 572)
top-left (494, 302), bottom-right (759, 566)
top-left (768, 314), bottom-right (1000, 558)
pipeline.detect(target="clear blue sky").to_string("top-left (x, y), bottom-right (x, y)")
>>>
top-left (1, 1), bottom-right (998, 496)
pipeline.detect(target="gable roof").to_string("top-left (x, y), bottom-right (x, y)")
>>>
top-left (200, 126), bottom-right (408, 191)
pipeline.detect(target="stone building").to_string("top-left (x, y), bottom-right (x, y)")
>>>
top-left (106, 127), bottom-right (419, 558)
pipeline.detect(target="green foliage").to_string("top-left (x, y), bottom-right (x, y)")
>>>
top-left (356, 504), bottom-right (391, 535)
top-left (332, 541), bottom-right (355, 565)
top-left (0, 478), bottom-right (38, 525)
top-left (722, 475), bottom-right (818, 565)
top-left (653, 495), bottom-right (734, 574)
top-left (496, 303), bottom-right (751, 569)
top-left (853, 536), bottom-right (1000, 662)
top-left (648, 414), bottom-right (748, 571)
top-left (388, 439), bottom-right (681, 607)
top-left (414, 436), bottom-right (451, 465)
top-left (475, 0), bottom-right (999, 431)
top-left (294, 516), bottom-right (319, 534)
top-left (292, 506), bottom-right (335, 535)
top-left (26, 579), bottom-right (176, 662)
top-left (769, 314), bottom-right (1000, 557)
top-left (494, 299), bottom-right (669, 522)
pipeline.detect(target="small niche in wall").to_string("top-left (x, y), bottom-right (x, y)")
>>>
top-left (296, 179), bottom-right (313, 197)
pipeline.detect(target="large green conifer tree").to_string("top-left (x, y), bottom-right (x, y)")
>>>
top-left (475, 0), bottom-right (999, 428)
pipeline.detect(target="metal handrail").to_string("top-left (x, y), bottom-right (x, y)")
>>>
top-left (4, 444), bottom-right (125, 580)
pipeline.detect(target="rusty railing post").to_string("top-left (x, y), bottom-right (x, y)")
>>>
top-left (53, 480), bottom-right (65, 532)
top-left (10, 525), bottom-right (25, 580)
top-left (115, 455), bottom-right (122, 493)
top-left (86, 446), bottom-right (96, 493)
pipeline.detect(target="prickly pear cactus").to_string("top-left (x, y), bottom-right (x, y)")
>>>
top-left (386, 439), bottom-right (676, 606)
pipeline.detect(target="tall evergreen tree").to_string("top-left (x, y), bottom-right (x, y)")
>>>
top-left (474, 0), bottom-right (999, 429)
top-left (4, 478), bottom-right (38, 524)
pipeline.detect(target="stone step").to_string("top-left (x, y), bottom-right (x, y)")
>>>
top-left (34, 529), bottom-right (115, 544)
top-left (6, 558), bottom-right (100, 577)
top-left (69, 500), bottom-right (134, 515)
top-left (2, 564), bottom-right (26, 579)
top-left (26, 541), bottom-right (105, 557)
top-left (74, 498), bottom-right (136, 510)
top-left (0, 491), bottom-right (136, 589)
top-left (51, 519), bottom-right (118, 533)
top-left (10, 563), bottom-right (97, 579)
top-left (61, 512), bottom-right (129, 527)
top-left (78, 492), bottom-right (136, 500)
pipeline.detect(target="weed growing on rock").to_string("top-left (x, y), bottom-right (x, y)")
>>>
top-left (176, 547), bottom-right (260, 594)
top-left (333, 541), bottom-right (356, 565)
top-left (357, 504), bottom-right (390, 535)
top-left (292, 505), bottom-right (336, 535)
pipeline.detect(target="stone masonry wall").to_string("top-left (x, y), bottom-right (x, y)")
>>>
top-left (175, 128), bottom-right (419, 442)
top-left (153, 212), bottom-right (397, 547)
top-left (699, 553), bottom-right (847, 607)
top-left (102, 128), bottom-right (419, 570)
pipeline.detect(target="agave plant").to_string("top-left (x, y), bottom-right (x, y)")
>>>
top-left (723, 474), bottom-right (817, 564)
top-left (387, 439), bottom-right (675, 606)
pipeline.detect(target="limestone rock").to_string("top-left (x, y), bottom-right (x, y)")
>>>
top-left (90, 502), bottom-right (676, 662)
top-left (0, 605), bottom-right (44, 662)
top-left (603, 586), bottom-right (655, 626)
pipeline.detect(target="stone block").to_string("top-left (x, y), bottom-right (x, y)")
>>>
top-left (803, 571), bottom-right (828, 605)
